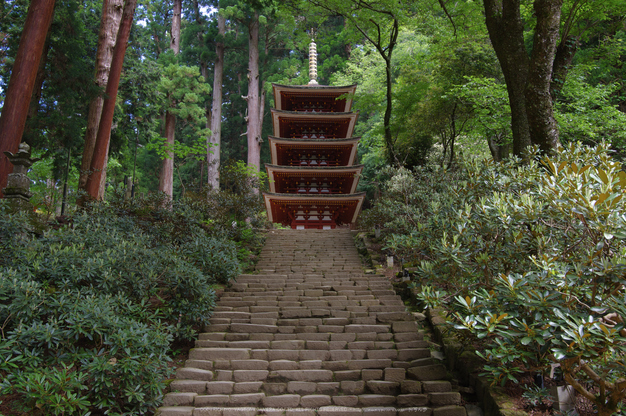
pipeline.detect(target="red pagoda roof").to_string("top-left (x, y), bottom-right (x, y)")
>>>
top-left (265, 164), bottom-right (364, 194)
top-left (263, 192), bottom-right (365, 229)
top-left (264, 80), bottom-right (363, 229)
top-left (271, 109), bottom-right (359, 140)
top-left (272, 83), bottom-right (357, 113)
top-left (268, 136), bottom-right (360, 167)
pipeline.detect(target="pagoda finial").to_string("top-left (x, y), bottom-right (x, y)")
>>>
top-left (308, 38), bottom-right (318, 85)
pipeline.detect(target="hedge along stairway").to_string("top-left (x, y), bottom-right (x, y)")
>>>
top-left (157, 229), bottom-right (467, 416)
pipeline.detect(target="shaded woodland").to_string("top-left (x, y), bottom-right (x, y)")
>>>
top-left (0, 0), bottom-right (623, 207)
top-left (1, 0), bottom-right (626, 414)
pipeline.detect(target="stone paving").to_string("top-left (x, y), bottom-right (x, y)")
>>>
top-left (157, 229), bottom-right (466, 416)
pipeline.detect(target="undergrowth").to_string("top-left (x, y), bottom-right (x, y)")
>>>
top-left (0, 162), bottom-right (267, 415)
top-left (361, 142), bottom-right (626, 416)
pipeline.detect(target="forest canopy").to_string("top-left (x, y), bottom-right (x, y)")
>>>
top-left (0, 0), bottom-right (624, 205)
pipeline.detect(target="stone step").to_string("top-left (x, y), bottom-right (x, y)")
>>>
top-left (202, 323), bottom-right (419, 335)
top-left (165, 380), bottom-right (462, 404)
top-left (179, 352), bottom-right (431, 372)
top-left (160, 399), bottom-right (466, 414)
top-left (195, 338), bottom-right (427, 348)
top-left (198, 332), bottom-right (425, 343)
top-left (156, 229), bottom-right (465, 416)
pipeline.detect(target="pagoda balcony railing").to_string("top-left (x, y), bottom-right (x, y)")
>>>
top-left (282, 187), bottom-right (345, 194)
top-left (292, 107), bottom-right (336, 113)
top-left (288, 160), bottom-right (341, 167)
top-left (290, 134), bottom-right (338, 139)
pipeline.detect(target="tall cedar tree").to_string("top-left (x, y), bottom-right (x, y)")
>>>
top-left (208, 9), bottom-right (225, 189)
top-left (158, 0), bottom-right (182, 197)
top-left (84, 0), bottom-right (137, 200)
top-left (78, 0), bottom-right (124, 199)
top-left (245, 12), bottom-right (262, 171)
top-left (0, 0), bottom-right (56, 197)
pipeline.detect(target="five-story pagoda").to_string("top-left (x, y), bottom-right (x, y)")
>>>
top-left (263, 40), bottom-right (365, 229)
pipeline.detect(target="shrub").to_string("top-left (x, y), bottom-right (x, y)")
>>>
top-left (364, 142), bottom-right (626, 416)
top-left (0, 160), bottom-right (267, 414)
top-left (0, 200), bottom-right (222, 415)
top-left (178, 235), bottom-right (240, 284)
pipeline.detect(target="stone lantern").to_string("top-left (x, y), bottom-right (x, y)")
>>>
top-left (3, 142), bottom-right (40, 210)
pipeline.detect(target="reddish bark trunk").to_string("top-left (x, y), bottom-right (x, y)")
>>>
top-left (84, 0), bottom-right (136, 200)
top-left (158, 112), bottom-right (176, 197)
top-left (23, 36), bottom-right (51, 146)
top-left (207, 11), bottom-right (225, 190)
top-left (0, 0), bottom-right (56, 197)
top-left (158, 0), bottom-right (181, 198)
top-left (246, 13), bottom-right (261, 172)
top-left (78, 0), bottom-right (124, 195)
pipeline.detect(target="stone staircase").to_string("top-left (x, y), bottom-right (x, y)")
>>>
top-left (157, 229), bottom-right (466, 416)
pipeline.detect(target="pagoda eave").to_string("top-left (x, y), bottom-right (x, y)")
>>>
top-left (263, 192), bottom-right (365, 229)
top-left (266, 164), bottom-right (364, 194)
top-left (271, 109), bottom-right (359, 140)
top-left (268, 136), bottom-right (360, 167)
top-left (273, 83), bottom-right (358, 113)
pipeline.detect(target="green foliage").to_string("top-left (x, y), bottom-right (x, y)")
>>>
top-left (0, 193), bottom-right (250, 414)
top-left (363, 142), bottom-right (626, 415)
top-left (178, 235), bottom-right (240, 284)
top-left (185, 160), bottom-right (269, 240)
top-left (9, 364), bottom-right (91, 415)
top-left (146, 63), bottom-right (212, 161)
top-left (555, 64), bottom-right (626, 152)
top-left (521, 385), bottom-right (553, 409)
top-left (451, 76), bottom-right (512, 154)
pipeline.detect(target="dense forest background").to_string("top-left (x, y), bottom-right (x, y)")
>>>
top-left (1, 0), bottom-right (624, 210)
top-left (1, 1), bottom-right (626, 414)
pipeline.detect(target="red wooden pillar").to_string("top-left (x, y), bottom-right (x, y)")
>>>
top-left (0, 0), bottom-right (56, 197)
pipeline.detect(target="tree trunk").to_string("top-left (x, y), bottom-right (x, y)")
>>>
top-left (158, 112), bottom-right (176, 197)
top-left (207, 11), bottom-right (225, 190)
top-left (84, 0), bottom-right (136, 200)
top-left (246, 12), bottom-right (261, 172)
top-left (78, 0), bottom-right (124, 196)
top-left (170, 0), bottom-right (181, 54)
top-left (483, 0), bottom-right (532, 157)
top-left (0, 0), bottom-right (56, 197)
top-left (382, 18), bottom-right (399, 166)
top-left (550, 35), bottom-right (578, 100)
top-left (525, 0), bottom-right (562, 154)
top-left (487, 135), bottom-right (511, 162)
top-left (22, 36), bottom-right (51, 146)
top-left (158, 0), bottom-right (181, 198)
top-left (483, 0), bottom-right (563, 157)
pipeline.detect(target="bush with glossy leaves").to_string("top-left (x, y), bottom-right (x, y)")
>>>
top-left (0, 196), bottom-right (244, 414)
top-left (363, 142), bottom-right (626, 416)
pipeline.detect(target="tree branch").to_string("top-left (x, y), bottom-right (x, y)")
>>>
top-left (437, 0), bottom-right (458, 38)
